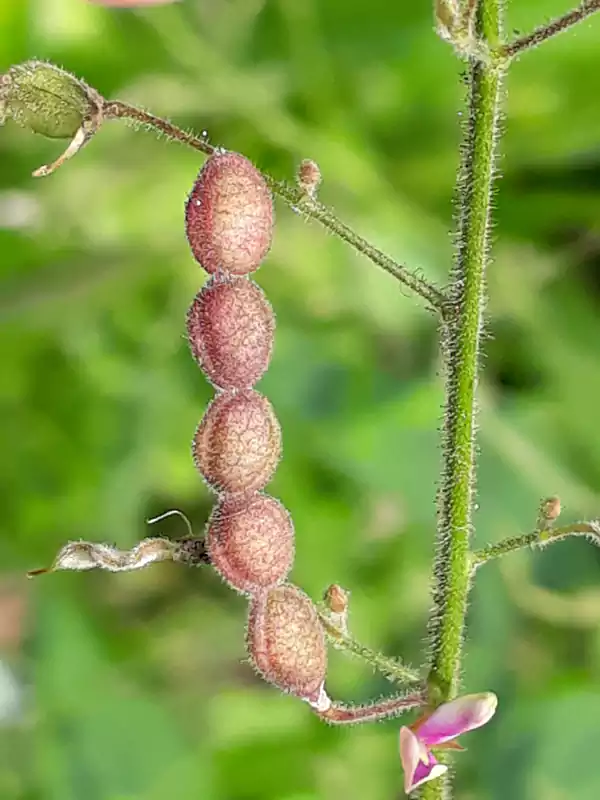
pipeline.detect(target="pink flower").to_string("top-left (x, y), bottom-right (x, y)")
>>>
top-left (399, 692), bottom-right (498, 794)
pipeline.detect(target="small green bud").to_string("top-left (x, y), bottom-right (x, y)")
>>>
top-left (1, 61), bottom-right (98, 139)
top-left (1, 61), bottom-right (105, 177)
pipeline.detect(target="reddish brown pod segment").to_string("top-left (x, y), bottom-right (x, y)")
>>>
top-left (187, 277), bottom-right (275, 390)
top-left (185, 152), bottom-right (274, 276)
top-left (207, 493), bottom-right (294, 594)
top-left (193, 389), bottom-right (282, 495)
top-left (247, 584), bottom-right (328, 707)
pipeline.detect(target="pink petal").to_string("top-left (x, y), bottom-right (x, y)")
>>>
top-left (399, 726), bottom-right (447, 794)
top-left (417, 692), bottom-right (498, 746)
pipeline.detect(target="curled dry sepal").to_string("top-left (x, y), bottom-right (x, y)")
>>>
top-left (27, 538), bottom-right (181, 577)
top-left (399, 692), bottom-right (498, 794)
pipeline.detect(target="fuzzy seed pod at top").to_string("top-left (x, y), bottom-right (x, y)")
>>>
top-left (207, 493), bottom-right (294, 594)
top-left (192, 389), bottom-right (282, 495)
top-left (187, 277), bottom-right (275, 390)
top-left (247, 584), bottom-right (328, 707)
top-left (185, 152), bottom-right (274, 276)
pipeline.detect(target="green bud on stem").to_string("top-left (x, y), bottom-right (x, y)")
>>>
top-left (0, 60), bottom-right (104, 176)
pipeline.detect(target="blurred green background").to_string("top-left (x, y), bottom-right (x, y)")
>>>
top-left (2, 0), bottom-right (600, 798)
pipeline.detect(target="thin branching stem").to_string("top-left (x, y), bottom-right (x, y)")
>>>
top-left (318, 610), bottom-right (422, 686)
top-left (315, 690), bottom-right (425, 725)
top-left (104, 101), bottom-right (446, 312)
top-left (499, 0), bottom-right (600, 60)
top-left (471, 521), bottom-right (600, 569)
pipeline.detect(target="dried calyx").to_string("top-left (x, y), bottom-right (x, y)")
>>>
top-left (27, 538), bottom-right (180, 577)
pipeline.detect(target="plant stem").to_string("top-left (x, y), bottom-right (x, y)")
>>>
top-left (499, 0), bottom-right (600, 60)
top-left (103, 101), bottom-right (445, 312)
top-left (318, 610), bottom-right (422, 685)
top-left (471, 521), bottom-right (600, 568)
top-left (424, 0), bottom-right (503, 792)
top-left (315, 690), bottom-right (425, 725)
top-left (422, 14), bottom-right (503, 800)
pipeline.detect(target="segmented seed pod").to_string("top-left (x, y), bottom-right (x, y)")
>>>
top-left (185, 151), bottom-right (274, 276)
top-left (192, 389), bottom-right (282, 495)
top-left (207, 493), bottom-right (294, 594)
top-left (187, 276), bottom-right (275, 390)
top-left (247, 583), bottom-right (328, 706)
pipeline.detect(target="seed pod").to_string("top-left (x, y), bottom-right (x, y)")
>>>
top-left (207, 493), bottom-right (294, 594)
top-left (187, 277), bottom-right (275, 390)
top-left (247, 584), bottom-right (328, 705)
top-left (185, 151), bottom-right (274, 276)
top-left (192, 390), bottom-right (281, 495)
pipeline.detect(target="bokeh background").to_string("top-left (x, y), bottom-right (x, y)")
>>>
top-left (2, 0), bottom-right (600, 798)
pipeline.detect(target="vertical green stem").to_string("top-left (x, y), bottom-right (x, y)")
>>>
top-left (422, 1), bottom-right (503, 795)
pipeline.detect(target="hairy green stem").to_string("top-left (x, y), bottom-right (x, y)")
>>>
top-left (472, 521), bottom-right (600, 568)
top-left (104, 101), bottom-right (445, 311)
top-left (423, 1), bottom-right (503, 794)
top-left (499, 0), bottom-right (600, 61)
top-left (318, 610), bottom-right (422, 685)
top-left (316, 690), bottom-right (425, 725)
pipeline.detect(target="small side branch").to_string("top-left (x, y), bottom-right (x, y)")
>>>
top-left (318, 607), bottom-right (422, 686)
top-left (499, 1), bottom-right (600, 61)
top-left (315, 690), bottom-right (425, 725)
top-left (472, 521), bottom-right (600, 569)
top-left (104, 101), bottom-right (446, 313)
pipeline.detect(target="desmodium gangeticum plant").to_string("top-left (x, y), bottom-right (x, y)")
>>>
top-left (5, 1), bottom-right (600, 796)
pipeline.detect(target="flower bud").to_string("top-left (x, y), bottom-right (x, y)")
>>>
top-left (324, 584), bottom-right (348, 615)
top-left (1, 61), bottom-right (98, 139)
top-left (541, 495), bottom-right (561, 523)
top-left (296, 159), bottom-right (321, 198)
top-left (192, 389), bottom-right (282, 495)
top-left (187, 277), bottom-right (275, 390)
top-left (435, 0), bottom-right (458, 42)
top-left (247, 584), bottom-right (328, 705)
top-left (185, 151), bottom-right (274, 276)
top-left (207, 493), bottom-right (294, 594)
